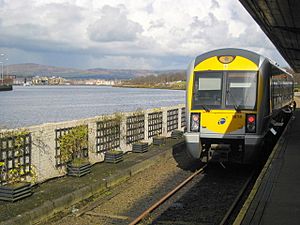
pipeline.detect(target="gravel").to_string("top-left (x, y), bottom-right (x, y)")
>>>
top-left (151, 163), bottom-right (253, 225)
top-left (45, 147), bottom-right (196, 225)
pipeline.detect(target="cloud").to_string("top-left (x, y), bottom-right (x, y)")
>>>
top-left (0, 1), bottom-right (86, 52)
top-left (87, 5), bottom-right (143, 42)
top-left (0, 0), bottom-right (288, 70)
top-left (211, 0), bottom-right (220, 9)
top-left (149, 19), bottom-right (165, 30)
top-left (188, 13), bottom-right (231, 48)
top-left (89, 55), bottom-right (157, 70)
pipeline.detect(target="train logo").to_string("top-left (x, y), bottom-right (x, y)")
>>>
top-left (218, 118), bottom-right (226, 125)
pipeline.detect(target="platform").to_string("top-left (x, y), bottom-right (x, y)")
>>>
top-left (235, 109), bottom-right (300, 225)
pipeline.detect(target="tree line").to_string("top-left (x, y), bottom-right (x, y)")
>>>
top-left (123, 71), bottom-right (185, 85)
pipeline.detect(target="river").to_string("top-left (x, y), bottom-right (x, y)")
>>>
top-left (0, 86), bottom-right (185, 129)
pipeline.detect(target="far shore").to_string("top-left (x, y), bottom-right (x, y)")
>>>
top-left (113, 84), bottom-right (185, 91)
top-left (12, 84), bottom-right (185, 91)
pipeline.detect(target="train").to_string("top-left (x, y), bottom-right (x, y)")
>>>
top-left (184, 48), bottom-right (295, 164)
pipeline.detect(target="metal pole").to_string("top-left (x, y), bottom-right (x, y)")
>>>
top-left (5, 58), bottom-right (8, 76)
top-left (0, 53), bottom-right (4, 85)
top-left (1, 62), bottom-right (4, 85)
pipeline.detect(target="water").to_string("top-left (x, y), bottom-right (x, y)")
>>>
top-left (0, 86), bottom-right (185, 129)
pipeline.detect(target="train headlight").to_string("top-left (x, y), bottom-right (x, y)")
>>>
top-left (246, 114), bottom-right (256, 133)
top-left (190, 113), bottom-right (200, 132)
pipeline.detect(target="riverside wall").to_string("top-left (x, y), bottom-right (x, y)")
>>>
top-left (0, 104), bottom-right (185, 184)
top-left (0, 85), bottom-right (12, 91)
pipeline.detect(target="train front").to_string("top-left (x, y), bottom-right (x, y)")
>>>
top-left (184, 49), bottom-right (263, 164)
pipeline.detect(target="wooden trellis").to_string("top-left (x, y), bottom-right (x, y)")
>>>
top-left (167, 109), bottom-right (178, 132)
top-left (0, 133), bottom-right (32, 185)
top-left (181, 107), bottom-right (186, 128)
top-left (126, 114), bottom-right (145, 144)
top-left (148, 112), bottom-right (163, 138)
top-left (96, 119), bottom-right (120, 153)
top-left (55, 126), bottom-right (88, 167)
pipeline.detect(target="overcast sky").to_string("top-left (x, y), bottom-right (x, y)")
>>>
top-left (0, 0), bottom-right (288, 70)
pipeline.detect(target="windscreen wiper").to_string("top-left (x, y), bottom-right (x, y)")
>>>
top-left (200, 104), bottom-right (210, 112)
top-left (226, 90), bottom-right (241, 112)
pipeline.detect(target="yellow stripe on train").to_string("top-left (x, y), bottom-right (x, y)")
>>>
top-left (194, 56), bottom-right (258, 71)
top-left (201, 111), bottom-right (245, 134)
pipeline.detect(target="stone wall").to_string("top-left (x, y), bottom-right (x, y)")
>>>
top-left (0, 104), bottom-right (185, 183)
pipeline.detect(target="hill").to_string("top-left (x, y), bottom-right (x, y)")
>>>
top-left (7, 63), bottom-right (184, 80)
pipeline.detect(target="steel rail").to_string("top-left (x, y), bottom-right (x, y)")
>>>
top-left (129, 164), bottom-right (207, 225)
top-left (219, 171), bottom-right (255, 225)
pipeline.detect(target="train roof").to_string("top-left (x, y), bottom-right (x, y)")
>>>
top-left (194, 48), bottom-right (292, 77)
top-left (194, 48), bottom-right (263, 67)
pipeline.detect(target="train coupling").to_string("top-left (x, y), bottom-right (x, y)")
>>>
top-left (208, 144), bottom-right (231, 162)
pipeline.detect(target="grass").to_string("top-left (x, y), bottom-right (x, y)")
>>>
top-left (70, 158), bottom-right (89, 166)
top-left (114, 81), bottom-right (186, 90)
top-left (107, 150), bottom-right (123, 155)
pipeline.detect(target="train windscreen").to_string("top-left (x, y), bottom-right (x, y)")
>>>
top-left (192, 72), bottom-right (223, 109)
top-left (226, 72), bottom-right (257, 110)
top-left (192, 71), bottom-right (257, 110)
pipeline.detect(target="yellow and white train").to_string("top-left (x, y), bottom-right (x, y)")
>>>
top-left (184, 48), bottom-right (295, 163)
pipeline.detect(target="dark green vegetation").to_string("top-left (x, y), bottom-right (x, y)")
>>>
top-left (117, 71), bottom-right (186, 90)
top-left (0, 130), bottom-right (34, 185)
top-left (58, 125), bottom-right (88, 164)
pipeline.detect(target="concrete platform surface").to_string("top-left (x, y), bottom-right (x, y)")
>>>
top-left (0, 138), bottom-right (184, 225)
top-left (237, 109), bottom-right (300, 225)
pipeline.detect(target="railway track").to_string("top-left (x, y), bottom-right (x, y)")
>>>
top-left (128, 118), bottom-right (288, 225)
top-left (218, 172), bottom-right (255, 225)
top-left (129, 164), bottom-right (208, 225)
top-left (46, 128), bottom-right (284, 225)
top-left (47, 158), bottom-right (257, 225)
top-left (129, 163), bottom-right (255, 225)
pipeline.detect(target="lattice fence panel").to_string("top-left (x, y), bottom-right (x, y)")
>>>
top-left (0, 133), bottom-right (31, 185)
top-left (167, 109), bottom-right (178, 132)
top-left (55, 126), bottom-right (88, 167)
top-left (96, 119), bottom-right (120, 153)
top-left (148, 112), bottom-right (163, 138)
top-left (181, 107), bottom-right (186, 128)
top-left (126, 114), bottom-right (145, 144)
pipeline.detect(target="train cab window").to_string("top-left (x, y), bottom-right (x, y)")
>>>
top-left (226, 72), bottom-right (257, 110)
top-left (192, 72), bottom-right (222, 109)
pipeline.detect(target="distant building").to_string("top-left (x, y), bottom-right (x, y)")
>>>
top-left (13, 77), bottom-right (25, 85)
top-left (13, 77), bottom-right (33, 85)
top-left (71, 79), bottom-right (118, 86)
top-left (32, 76), bottom-right (49, 85)
top-left (32, 76), bottom-right (66, 85)
top-left (95, 79), bottom-right (117, 85)
top-left (48, 76), bottom-right (66, 85)
top-left (1, 75), bottom-right (15, 85)
top-left (24, 76), bottom-right (121, 86)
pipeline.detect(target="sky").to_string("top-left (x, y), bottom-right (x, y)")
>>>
top-left (0, 0), bottom-right (288, 70)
